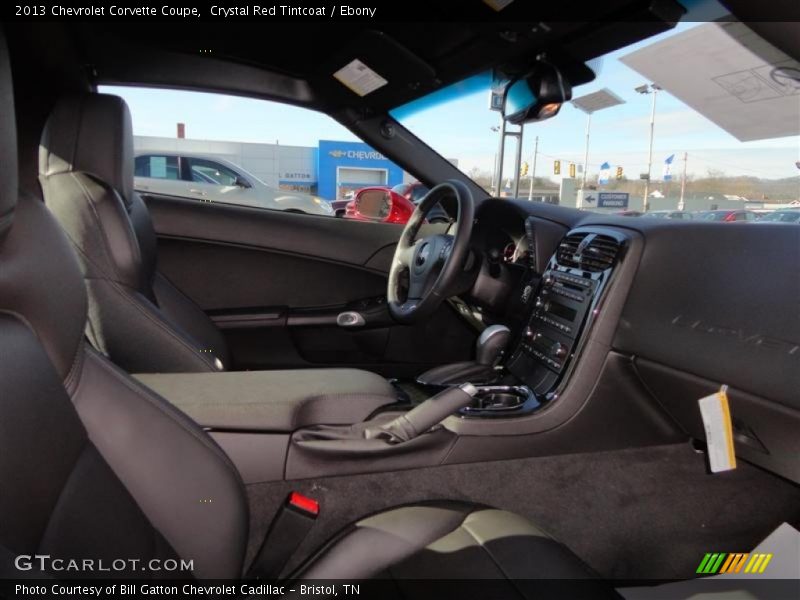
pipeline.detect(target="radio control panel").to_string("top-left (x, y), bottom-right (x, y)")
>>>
top-left (519, 271), bottom-right (596, 373)
top-left (506, 228), bottom-right (625, 395)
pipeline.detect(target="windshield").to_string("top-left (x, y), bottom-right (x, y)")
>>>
top-left (391, 19), bottom-right (800, 217)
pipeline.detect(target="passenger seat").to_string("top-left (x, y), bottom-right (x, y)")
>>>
top-left (39, 93), bottom-right (229, 373)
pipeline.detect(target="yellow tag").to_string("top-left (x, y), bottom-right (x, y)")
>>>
top-left (698, 386), bottom-right (737, 473)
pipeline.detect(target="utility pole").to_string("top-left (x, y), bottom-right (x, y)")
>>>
top-left (528, 136), bottom-right (539, 201)
top-left (512, 127), bottom-right (524, 199)
top-left (678, 152), bottom-right (687, 211)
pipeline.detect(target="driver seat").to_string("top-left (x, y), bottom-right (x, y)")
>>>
top-left (39, 92), bottom-right (229, 373)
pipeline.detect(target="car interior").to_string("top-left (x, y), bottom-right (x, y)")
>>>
top-left (2, 3), bottom-right (799, 597)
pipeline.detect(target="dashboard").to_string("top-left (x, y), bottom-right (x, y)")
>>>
top-left (454, 196), bottom-right (800, 484)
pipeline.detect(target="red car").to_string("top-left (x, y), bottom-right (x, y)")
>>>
top-left (697, 209), bottom-right (758, 222)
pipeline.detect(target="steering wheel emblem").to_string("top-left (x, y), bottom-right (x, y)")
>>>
top-left (416, 243), bottom-right (431, 266)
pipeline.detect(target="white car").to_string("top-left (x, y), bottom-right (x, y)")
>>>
top-left (133, 152), bottom-right (333, 215)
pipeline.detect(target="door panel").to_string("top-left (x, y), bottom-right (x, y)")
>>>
top-left (143, 193), bottom-right (476, 376)
top-left (156, 239), bottom-right (386, 309)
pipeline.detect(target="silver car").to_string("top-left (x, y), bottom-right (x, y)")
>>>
top-left (133, 152), bottom-right (333, 216)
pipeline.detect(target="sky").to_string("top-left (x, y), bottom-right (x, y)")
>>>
top-left (104, 17), bottom-right (800, 184)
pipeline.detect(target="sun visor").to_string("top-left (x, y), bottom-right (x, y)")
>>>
top-left (620, 21), bottom-right (800, 142)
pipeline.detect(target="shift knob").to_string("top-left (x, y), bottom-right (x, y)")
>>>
top-left (476, 325), bottom-right (511, 366)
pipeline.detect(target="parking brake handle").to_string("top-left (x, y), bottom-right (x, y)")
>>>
top-left (365, 383), bottom-right (478, 443)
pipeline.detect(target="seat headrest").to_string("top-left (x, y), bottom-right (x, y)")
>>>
top-left (0, 32), bottom-right (17, 244)
top-left (39, 94), bottom-right (134, 205)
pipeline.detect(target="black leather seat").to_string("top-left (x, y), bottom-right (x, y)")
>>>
top-left (0, 34), bottom-right (613, 595)
top-left (39, 92), bottom-right (229, 373)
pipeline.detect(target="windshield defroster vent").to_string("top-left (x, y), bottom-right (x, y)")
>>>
top-left (556, 232), bottom-right (621, 272)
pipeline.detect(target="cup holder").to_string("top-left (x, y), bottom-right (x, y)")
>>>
top-left (465, 385), bottom-right (538, 414)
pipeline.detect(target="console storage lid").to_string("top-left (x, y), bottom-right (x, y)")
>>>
top-left (134, 368), bottom-right (398, 432)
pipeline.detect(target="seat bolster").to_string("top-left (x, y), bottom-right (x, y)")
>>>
top-left (86, 277), bottom-right (222, 373)
top-left (296, 502), bottom-right (610, 591)
top-left (69, 347), bottom-right (248, 579)
top-left (296, 502), bottom-right (475, 580)
top-left (152, 272), bottom-right (230, 369)
top-left (0, 194), bottom-right (87, 382)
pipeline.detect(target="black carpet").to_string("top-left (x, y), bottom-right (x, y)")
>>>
top-left (245, 442), bottom-right (800, 580)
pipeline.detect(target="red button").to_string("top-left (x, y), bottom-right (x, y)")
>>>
top-left (288, 492), bottom-right (319, 516)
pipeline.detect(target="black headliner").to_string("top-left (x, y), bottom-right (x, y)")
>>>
top-left (67, 0), bottom-right (686, 113)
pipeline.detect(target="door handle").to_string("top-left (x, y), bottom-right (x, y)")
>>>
top-left (189, 188), bottom-right (207, 196)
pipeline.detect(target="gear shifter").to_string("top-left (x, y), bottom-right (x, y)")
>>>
top-left (475, 325), bottom-right (512, 366)
top-left (416, 324), bottom-right (511, 386)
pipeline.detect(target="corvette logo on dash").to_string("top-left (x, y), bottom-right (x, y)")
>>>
top-left (671, 315), bottom-right (800, 358)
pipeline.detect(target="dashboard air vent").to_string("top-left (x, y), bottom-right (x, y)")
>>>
top-left (556, 233), bottom-right (621, 272)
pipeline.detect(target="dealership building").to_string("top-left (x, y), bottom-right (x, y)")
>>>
top-left (133, 136), bottom-right (413, 200)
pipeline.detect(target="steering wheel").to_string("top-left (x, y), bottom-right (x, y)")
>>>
top-left (388, 180), bottom-right (475, 324)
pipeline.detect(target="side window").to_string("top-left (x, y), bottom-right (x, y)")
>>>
top-left (185, 158), bottom-right (241, 186)
top-left (134, 155), bottom-right (179, 180)
top-left (105, 85), bottom-right (421, 220)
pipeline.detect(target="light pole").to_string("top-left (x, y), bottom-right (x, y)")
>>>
top-left (635, 83), bottom-right (661, 212)
top-left (571, 89), bottom-right (625, 208)
top-left (581, 113), bottom-right (592, 191)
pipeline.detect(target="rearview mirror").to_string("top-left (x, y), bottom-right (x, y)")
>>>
top-left (503, 63), bottom-right (572, 125)
top-left (234, 176), bottom-right (251, 189)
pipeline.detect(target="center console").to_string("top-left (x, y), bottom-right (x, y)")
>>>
top-left (461, 226), bottom-right (627, 417)
top-left (136, 226), bottom-right (633, 482)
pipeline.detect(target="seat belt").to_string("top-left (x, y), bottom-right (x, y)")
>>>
top-left (246, 492), bottom-right (319, 580)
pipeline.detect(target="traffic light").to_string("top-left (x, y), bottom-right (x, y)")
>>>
top-left (521, 161), bottom-right (529, 177)
top-left (569, 163), bottom-right (576, 178)
top-left (554, 160), bottom-right (561, 175)
top-left (615, 166), bottom-right (623, 180)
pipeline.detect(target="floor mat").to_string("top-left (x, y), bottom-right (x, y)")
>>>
top-left (245, 442), bottom-right (800, 580)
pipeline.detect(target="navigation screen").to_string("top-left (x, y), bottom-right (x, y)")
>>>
top-left (548, 301), bottom-right (577, 322)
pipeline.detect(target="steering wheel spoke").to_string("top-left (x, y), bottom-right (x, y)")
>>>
top-left (395, 242), bottom-right (416, 268)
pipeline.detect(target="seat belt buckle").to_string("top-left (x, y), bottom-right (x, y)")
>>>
top-left (287, 491), bottom-right (320, 517)
top-left (247, 492), bottom-right (319, 580)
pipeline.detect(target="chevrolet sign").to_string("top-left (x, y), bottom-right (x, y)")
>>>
top-left (328, 149), bottom-right (386, 160)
